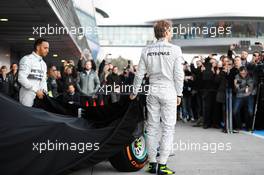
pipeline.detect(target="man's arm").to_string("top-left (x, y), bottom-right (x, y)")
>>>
top-left (76, 72), bottom-right (84, 94)
top-left (93, 73), bottom-right (100, 94)
top-left (132, 48), bottom-right (147, 97)
top-left (40, 63), bottom-right (48, 92)
top-left (173, 47), bottom-right (184, 97)
top-left (18, 57), bottom-right (37, 92)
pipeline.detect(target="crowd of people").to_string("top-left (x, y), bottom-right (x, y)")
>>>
top-left (0, 41), bottom-right (263, 133)
top-left (180, 44), bottom-right (264, 132)
top-left (44, 56), bottom-right (138, 106)
top-left (0, 45), bottom-right (139, 108)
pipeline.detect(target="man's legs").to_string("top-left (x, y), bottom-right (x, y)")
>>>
top-left (245, 95), bottom-right (254, 130)
top-left (202, 92), bottom-right (213, 128)
top-left (233, 97), bottom-right (242, 130)
top-left (146, 94), bottom-right (161, 164)
top-left (159, 97), bottom-right (177, 165)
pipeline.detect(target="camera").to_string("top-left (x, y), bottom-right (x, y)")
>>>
top-left (237, 80), bottom-right (242, 84)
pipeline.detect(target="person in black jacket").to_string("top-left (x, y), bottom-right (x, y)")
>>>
top-left (228, 56), bottom-right (241, 93)
top-left (63, 83), bottom-right (80, 105)
top-left (107, 66), bottom-right (121, 103)
top-left (62, 66), bottom-right (77, 92)
top-left (227, 44), bottom-right (249, 67)
top-left (182, 62), bottom-right (194, 122)
top-left (47, 66), bottom-right (59, 98)
top-left (200, 56), bottom-right (219, 129)
top-left (215, 56), bottom-right (232, 130)
top-left (190, 57), bottom-right (203, 124)
top-left (7, 63), bottom-right (20, 100)
top-left (0, 66), bottom-right (9, 96)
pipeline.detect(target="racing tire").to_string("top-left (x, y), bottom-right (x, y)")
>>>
top-left (109, 135), bottom-right (148, 172)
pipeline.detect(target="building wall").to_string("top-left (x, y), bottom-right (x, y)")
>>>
top-left (0, 43), bottom-right (11, 70)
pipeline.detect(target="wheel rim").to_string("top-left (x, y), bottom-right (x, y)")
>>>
top-left (131, 136), bottom-right (147, 160)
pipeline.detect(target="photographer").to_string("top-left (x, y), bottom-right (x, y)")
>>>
top-left (233, 67), bottom-right (255, 131)
top-left (228, 56), bottom-right (242, 92)
top-left (215, 56), bottom-right (232, 130)
top-left (190, 56), bottom-right (203, 125)
top-left (182, 62), bottom-right (194, 122)
top-left (200, 55), bottom-right (218, 129)
top-left (228, 44), bottom-right (249, 67)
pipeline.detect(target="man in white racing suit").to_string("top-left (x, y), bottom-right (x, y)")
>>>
top-left (130, 20), bottom-right (184, 175)
top-left (18, 39), bottom-right (49, 107)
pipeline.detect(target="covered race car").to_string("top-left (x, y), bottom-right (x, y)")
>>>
top-left (0, 93), bottom-right (148, 175)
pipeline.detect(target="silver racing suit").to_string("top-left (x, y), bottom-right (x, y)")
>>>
top-left (18, 52), bottom-right (47, 107)
top-left (133, 39), bottom-right (184, 164)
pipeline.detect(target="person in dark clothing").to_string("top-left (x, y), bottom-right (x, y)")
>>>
top-left (98, 60), bottom-right (106, 77)
top-left (201, 57), bottom-right (218, 129)
top-left (107, 66), bottom-right (121, 103)
top-left (228, 56), bottom-right (241, 92)
top-left (120, 68), bottom-right (134, 86)
top-left (55, 70), bottom-right (64, 94)
top-left (97, 64), bottom-right (110, 106)
top-left (227, 44), bottom-right (249, 67)
top-left (182, 63), bottom-right (194, 122)
top-left (215, 56), bottom-right (233, 130)
top-left (190, 57), bottom-right (203, 125)
top-left (7, 63), bottom-right (20, 100)
top-left (62, 66), bottom-right (77, 92)
top-left (0, 66), bottom-right (10, 96)
top-left (233, 67), bottom-right (255, 131)
top-left (77, 57), bottom-right (97, 72)
top-left (63, 83), bottom-right (80, 105)
top-left (47, 67), bottom-right (59, 98)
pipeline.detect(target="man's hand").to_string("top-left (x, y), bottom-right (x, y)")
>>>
top-left (36, 90), bottom-right (44, 99)
top-left (201, 66), bottom-right (206, 72)
top-left (80, 53), bottom-right (85, 60)
top-left (230, 44), bottom-right (236, 51)
top-left (177, 97), bottom-right (181, 106)
top-left (129, 94), bottom-right (137, 100)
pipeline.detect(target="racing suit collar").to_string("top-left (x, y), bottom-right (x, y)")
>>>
top-left (157, 38), bottom-right (169, 43)
top-left (32, 51), bottom-right (43, 60)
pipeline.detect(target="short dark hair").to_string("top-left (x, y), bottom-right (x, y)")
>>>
top-left (154, 20), bottom-right (172, 40)
top-left (67, 83), bottom-right (76, 89)
top-left (10, 63), bottom-right (18, 69)
top-left (34, 38), bottom-right (48, 51)
top-left (1, 66), bottom-right (7, 70)
top-left (253, 51), bottom-right (260, 57)
top-left (239, 66), bottom-right (247, 72)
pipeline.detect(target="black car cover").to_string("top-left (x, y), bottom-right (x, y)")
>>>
top-left (0, 93), bottom-right (142, 175)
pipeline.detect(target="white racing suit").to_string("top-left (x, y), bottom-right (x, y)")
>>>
top-left (18, 52), bottom-right (47, 107)
top-left (133, 39), bottom-right (184, 164)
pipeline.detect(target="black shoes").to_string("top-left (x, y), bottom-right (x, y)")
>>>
top-left (146, 162), bottom-right (157, 174)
